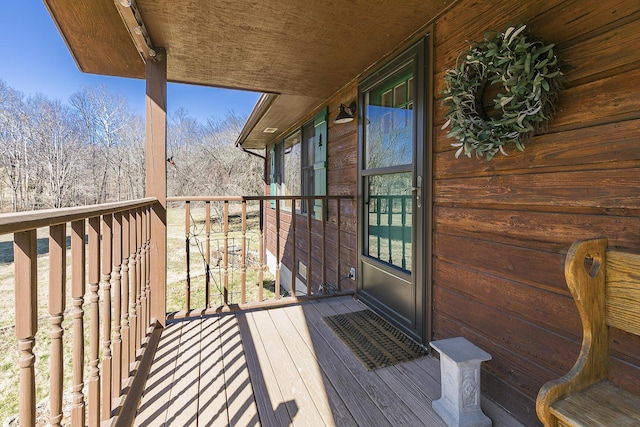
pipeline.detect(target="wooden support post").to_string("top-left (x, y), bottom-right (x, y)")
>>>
top-left (88, 216), bottom-right (101, 426)
top-left (49, 224), bottom-right (66, 427)
top-left (146, 48), bottom-right (167, 326)
top-left (14, 229), bottom-right (37, 427)
top-left (71, 219), bottom-right (86, 427)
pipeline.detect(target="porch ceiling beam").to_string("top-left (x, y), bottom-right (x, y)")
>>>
top-left (113, 0), bottom-right (157, 63)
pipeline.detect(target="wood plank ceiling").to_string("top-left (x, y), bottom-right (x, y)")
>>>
top-left (44, 0), bottom-right (453, 148)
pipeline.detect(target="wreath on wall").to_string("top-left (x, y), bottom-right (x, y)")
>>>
top-left (441, 24), bottom-right (562, 160)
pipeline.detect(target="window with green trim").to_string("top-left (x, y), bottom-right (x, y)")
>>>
top-left (270, 107), bottom-right (327, 215)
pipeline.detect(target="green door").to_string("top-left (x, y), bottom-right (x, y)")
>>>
top-left (358, 38), bottom-right (428, 343)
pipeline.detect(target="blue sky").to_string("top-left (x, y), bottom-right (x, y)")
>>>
top-left (0, 2), bottom-right (260, 123)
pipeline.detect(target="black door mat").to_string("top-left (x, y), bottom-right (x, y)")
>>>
top-left (323, 309), bottom-right (428, 370)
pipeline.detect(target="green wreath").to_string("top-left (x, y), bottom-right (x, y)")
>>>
top-left (442, 24), bottom-right (562, 160)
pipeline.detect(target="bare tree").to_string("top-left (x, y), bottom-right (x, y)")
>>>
top-left (71, 85), bottom-right (130, 203)
top-left (0, 80), bottom-right (29, 211)
top-left (28, 95), bottom-right (83, 208)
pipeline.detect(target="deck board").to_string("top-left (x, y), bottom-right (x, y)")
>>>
top-left (133, 296), bottom-right (525, 427)
top-left (236, 311), bottom-right (290, 427)
top-left (197, 317), bottom-right (230, 426)
top-left (133, 322), bottom-right (183, 427)
top-left (219, 314), bottom-right (260, 426)
top-left (165, 318), bottom-right (201, 426)
top-left (278, 304), bottom-right (359, 427)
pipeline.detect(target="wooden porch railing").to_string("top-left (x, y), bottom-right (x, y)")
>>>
top-left (167, 195), bottom-right (354, 317)
top-left (2, 198), bottom-right (158, 426)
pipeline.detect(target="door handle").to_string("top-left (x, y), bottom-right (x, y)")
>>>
top-left (415, 176), bottom-right (422, 208)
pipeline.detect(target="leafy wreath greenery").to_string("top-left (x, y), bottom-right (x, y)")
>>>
top-left (442, 24), bottom-right (562, 160)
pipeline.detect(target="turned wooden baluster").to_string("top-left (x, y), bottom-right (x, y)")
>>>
top-left (112, 212), bottom-right (123, 399)
top-left (145, 207), bottom-right (151, 325)
top-left (49, 224), bottom-right (66, 427)
top-left (121, 213), bottom-right (131, 381)
top-left (14, 229), bottom-right (37, 427)
top-left (185, 201), bottom-right (191, 312)
top-left (307, 198), bottom-right (313, 296)
top-left (101, 214), bottom-right (113, 419)
top-left (275, 201), bottom-right (280, 299)
top-left (71, 219), bottom-right (86, 427)
top-left (88, 217), bottom-right (101, 426)
top-left (291, 200), bottom-right (297, 297)
top-left (321, 198), bottom-right (327, 289)
top-left (136, 208), bottom-right (143, 347)
top-left (140, 208), bottom-right (147, 333)
top-left (241, 200), bottom-right (247, 304)
top-left (259, 202), bottom-right (264, 301)
top-left (205, 201), bottom-right (211, 308)
top-left (129, 210), bottom-right (138, 363)
top-left (223, 201), bottom-right (229, 305)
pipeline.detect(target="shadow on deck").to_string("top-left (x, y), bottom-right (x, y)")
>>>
top-left (132, 296), bottom-right (524, 426)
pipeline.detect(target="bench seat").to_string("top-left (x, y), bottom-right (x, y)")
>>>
top-left (550, 381), bottom-right (640, 427)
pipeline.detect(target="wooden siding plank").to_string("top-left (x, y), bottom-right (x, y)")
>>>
top-left (133, 322), bottom-right (183, 427)
top-left (164, 320), bottom-right (201, 426)
top-left (435, 168), bottom-right (640, 211)
top-left (197, 317), bottom-right (230, 426)
top-left (435, 119), bottom-right (640, 170)
top-left (433, 206), bottom-right (640, 253)
top-left (218, 314), bottom-right (260, 427)
top-left (434, 259), bottom-right (582, 339)
top-left (434, 233), bottom-right (567, 293)
top-left (235, 312), bottom-right (291, 427)
top-left (434, 285), bottom-right (579, 377)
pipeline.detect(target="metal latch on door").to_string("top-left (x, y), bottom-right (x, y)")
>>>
top-left (411, 176), bottom-right (422, 208)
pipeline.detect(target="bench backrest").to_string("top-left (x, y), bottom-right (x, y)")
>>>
top-left (605, 250), bottom-right (640, 336)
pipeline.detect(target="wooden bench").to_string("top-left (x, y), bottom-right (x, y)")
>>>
top-left (536, 238), bottom-right (640, 427)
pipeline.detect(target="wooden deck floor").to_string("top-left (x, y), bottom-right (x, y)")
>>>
top-left (133, 296), bottom-right (525, 426)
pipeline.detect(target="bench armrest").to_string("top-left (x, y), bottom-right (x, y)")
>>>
top-left (536, 238), bottom-right (610, 427)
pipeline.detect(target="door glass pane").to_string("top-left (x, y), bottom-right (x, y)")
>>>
top-left (366, 172), bottom-right (412, 272)
top-left (364, 65), bottom-right (414, 169)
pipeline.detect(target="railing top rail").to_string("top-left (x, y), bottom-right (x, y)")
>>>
top-left (0, 197), bottom-right (158, 235)
top-left (167, 195), bottom-right (354, 202)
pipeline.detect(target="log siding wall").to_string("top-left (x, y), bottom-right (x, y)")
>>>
top-left (431, 0), bottom-right (640, 424)
top-left (265, 1), bottom-right (640, 423)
